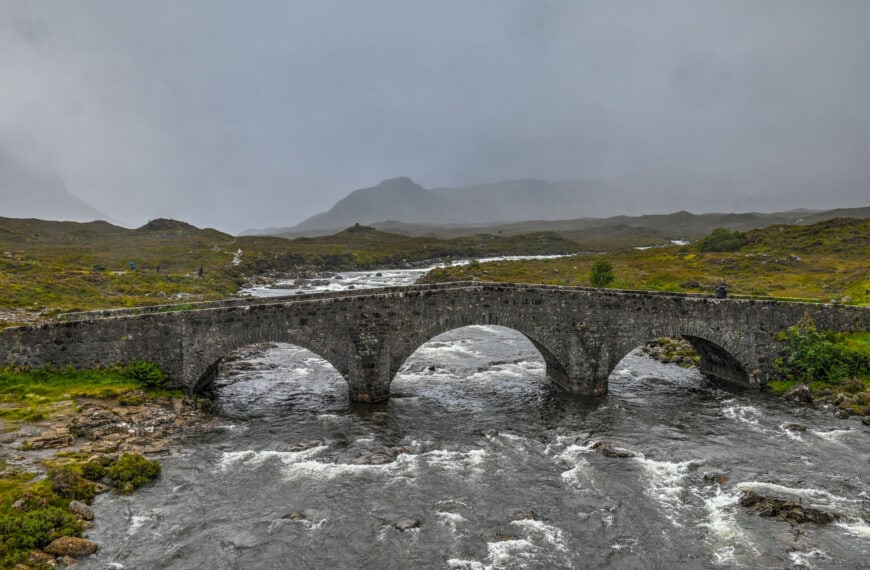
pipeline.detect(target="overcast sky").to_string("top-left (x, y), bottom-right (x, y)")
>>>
top-left (1, 1), bottom-right (868, 232)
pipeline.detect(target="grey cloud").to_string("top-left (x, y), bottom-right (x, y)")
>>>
top-left (0, 0), bottom-right (868, 232)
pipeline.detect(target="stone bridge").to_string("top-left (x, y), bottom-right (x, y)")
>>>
top-left (0, 282), bottom-right (866, 402)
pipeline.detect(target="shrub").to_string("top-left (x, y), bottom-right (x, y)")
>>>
top-left (0, 507), bottom-right (82, 564)
top-left (107, 454), bottom-right (161, 493)
top-left (775, 317), bottom-right (870, 384)
top-left (697, 228), bottom-right (748, 252)
top-left (123, 361), bottom-right (164, 388)
top-left (80, 461), bottom-right (107, 481)
top-left (589, 259), bottom-right (615, 288)
top-left (50, 467), bottom-right (96, 503)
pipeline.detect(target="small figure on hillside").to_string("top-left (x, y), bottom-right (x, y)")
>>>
top-left (130, 261), bottom-right (135, 271)
top-left (156, 266), bottom-right (160, 273)
top-left (715, 283), bottom-right (727, 299)
top-left (198, 265), bottom-right (203, 278)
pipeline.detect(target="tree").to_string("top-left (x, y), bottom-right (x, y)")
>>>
top-left (697, 228), bottom-right (748, 252)
top-left (589, 259), bottom-right (614, 288)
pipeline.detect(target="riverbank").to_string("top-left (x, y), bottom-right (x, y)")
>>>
top-left (0, 368), bottom-right (218, 567)
top-left (640, 336), bottom-right (870, 424)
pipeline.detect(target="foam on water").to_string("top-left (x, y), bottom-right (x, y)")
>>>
top-left (810, 428), bottom-right (852, 444)
top-left (721, 400), bottom-right (768, 432)
top-left (486, 538), bottom-right (538, 567)
top-left (694, 487), bottom-right (756, 565)
top-left (635, 456), bottom-right (699, 526)
top-left (219, 446), bottom-right (328, 470)
top-left (835, 520), bottom-right (870, 539)
top-left (510, 519), bottom-right (568, 552)
top-left (788, 549), bottom-right (831, 568)
top-left (446, 559), bottom-right (488, 570)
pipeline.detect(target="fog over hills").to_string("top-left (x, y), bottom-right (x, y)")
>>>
top-left (0, 149), bottom-right (109, 223)
top-left (245, 176), bottom-right (862, 237)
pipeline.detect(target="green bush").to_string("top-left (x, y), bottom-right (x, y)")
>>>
top-left (697, 228), bottom-right (748, 252)
top-left (775, 317), bottom-right (870, 384)
top-left (123, 361), bottom-right (164, 388)
top-left (589, 259), bottom-right (615, 288)
top-left (80, 461), bottom-right (107, 481)
top-left (0, 507), bottom-right (82, 565)
top-left (50, 467), bottom-right (96, 503)
top-left (107, 454), bottom-right (161, 493)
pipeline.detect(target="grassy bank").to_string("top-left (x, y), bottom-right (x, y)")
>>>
top-left (421, 218), bottom-right (870, 305)
top-left (0, 217), bottom-right (579, 323)
top-left (0, 365), bottom-right (175, 566)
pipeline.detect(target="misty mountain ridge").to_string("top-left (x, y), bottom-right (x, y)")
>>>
top-left (247, 176), bottom-right (866, 238)
top-left (275, 176), bottom-right (619, 235)
top-left (0, 149), bottom-right (110, 223)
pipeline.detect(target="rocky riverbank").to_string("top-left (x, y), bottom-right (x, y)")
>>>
top-left (0, 393), bottom-right (219, 567)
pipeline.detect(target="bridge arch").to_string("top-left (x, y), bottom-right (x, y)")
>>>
top-left (608, 327), bottom-right (753, 388)
top-left (186, 327), bottom-right (352, 395)
top-left (386, 318), bottom-right (571, 397)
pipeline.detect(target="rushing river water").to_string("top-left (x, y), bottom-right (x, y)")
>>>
top-left (82, 268), bottom-right (869, 569)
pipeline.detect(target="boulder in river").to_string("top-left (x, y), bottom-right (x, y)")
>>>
top-left (394, 519), bottom-right (421, 531)
top-left (591, 441), bottom-right (635, 458)
top-left (738, 490), bottom-right (834, 525)
top-left (782, 383), bottom-right (813, 404)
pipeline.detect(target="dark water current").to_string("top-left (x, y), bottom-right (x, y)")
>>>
top-left (81, 326), bottom-right (869, 569)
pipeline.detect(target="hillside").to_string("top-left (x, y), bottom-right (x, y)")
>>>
top-left (0, 218), bottom-right (579, 323)
top-left (0, 150), bottom-right (109, 222)
top-left (421, 217), bottom-right (870, 306)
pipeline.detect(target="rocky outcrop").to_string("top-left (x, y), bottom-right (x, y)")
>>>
top-left (44, 536), bottom-right (99, 558)
top-left (739, 491), bottom-right (835, 525)
top-left (641, 337), bottom-right (701, 368)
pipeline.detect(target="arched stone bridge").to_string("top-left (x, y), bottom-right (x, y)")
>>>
top-left (1, 282), bottom-right (866, 402)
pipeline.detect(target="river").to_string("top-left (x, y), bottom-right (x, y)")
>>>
top-left (82, 266), bottom-right (870, 569)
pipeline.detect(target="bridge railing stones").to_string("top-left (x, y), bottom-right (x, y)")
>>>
top-left (48, 280), bottom-right (826, 324)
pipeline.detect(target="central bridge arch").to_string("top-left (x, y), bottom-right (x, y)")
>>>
top-left (383, 311), bottom-right (572, 400)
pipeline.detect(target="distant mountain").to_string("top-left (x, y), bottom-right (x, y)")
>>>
top-left (0, 149), bottom-right (109, 222)
top-left (245, 177), bottom-right (617, 236)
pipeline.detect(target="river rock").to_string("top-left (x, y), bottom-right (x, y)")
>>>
top-left (282, 512), bottom-right (306, 521)
top-left (44, 536), bottom-right (99, 558)
top-left (394, 519), bottom-right (421, 531)
top-left (783, 383), bottom-right (813, 404)
top-left (783, 423), bottom-right (807, 432)
top-left (25, 426), bottom-right (75, 449)
top-left (591, 441), bottom-right (635, 458)
top-left (69, 405), bottom-right (124, 439)
top-left (68, 500), bottom-right (94, 521)
top-left (738, 490), bottom-right (834, 525)
top-left (28, 549), bottom-right (56, 567)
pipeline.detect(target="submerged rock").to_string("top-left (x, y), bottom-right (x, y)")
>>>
top-left (394, 519), bottom-right (421, 531)
top-left (591, 441), bottom-right (635, 458)
top-left (738, 490), bottom-right (834, 525)
top-left (783, 423), bottom-right (807, 432)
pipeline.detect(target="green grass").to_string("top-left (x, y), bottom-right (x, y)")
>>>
top-left (0, 218), bottom-right (582, 324)
top-left (421, 218), bottom-right (870, 306)
top-left (0, 365), bottom-right (181, 428)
